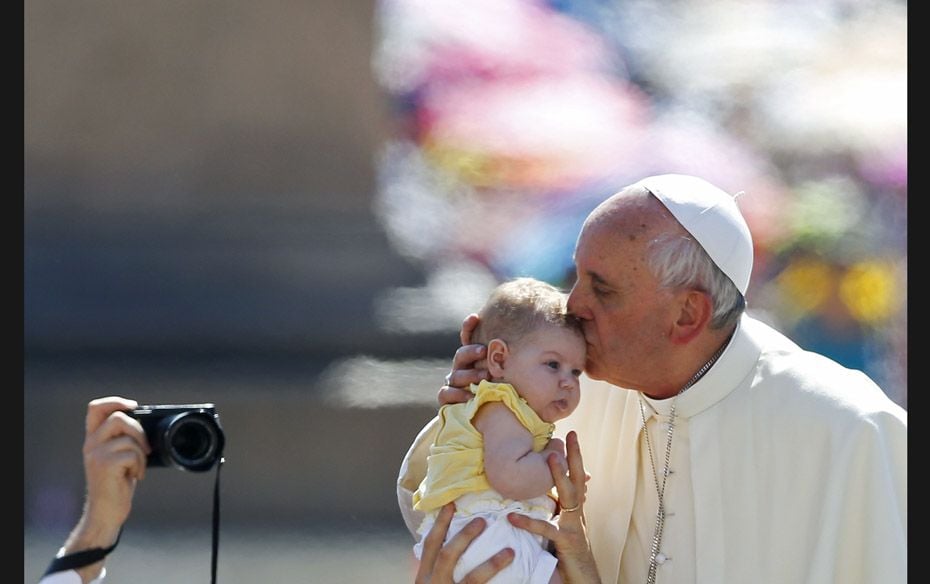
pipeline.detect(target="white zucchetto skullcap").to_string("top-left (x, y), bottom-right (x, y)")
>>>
top-left (636, 174), bottom-right (754, 296)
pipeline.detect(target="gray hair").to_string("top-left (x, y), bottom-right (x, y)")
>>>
top-left (646, 233), bottom-right (745, 330)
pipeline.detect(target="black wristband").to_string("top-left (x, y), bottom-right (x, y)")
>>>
top-left (43, 529), bottom-right (121, 577)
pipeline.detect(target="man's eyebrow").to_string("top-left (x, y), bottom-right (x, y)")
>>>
top-left (589, 271), bottom-right (610, 286)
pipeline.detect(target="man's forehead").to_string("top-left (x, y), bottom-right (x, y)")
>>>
top-left (590, 189), bottom-right (676, 228)
top-left (572, 235), bottom-right (630, 287)
top-left (576, 212), bottom-right (654, 256)
top-left (572, 212), bottom-right (657, 289)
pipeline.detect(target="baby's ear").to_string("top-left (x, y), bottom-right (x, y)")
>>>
top-left (487, 338), bottom-right (509, 378)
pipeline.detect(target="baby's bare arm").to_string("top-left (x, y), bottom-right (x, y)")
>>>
top-left (473, 403), bottom-right (563, 501)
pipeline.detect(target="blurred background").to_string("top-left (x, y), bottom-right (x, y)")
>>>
top-left (24, 0), bottom-right (906, 582)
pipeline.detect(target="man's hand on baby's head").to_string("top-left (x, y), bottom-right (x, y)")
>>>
top-left (460, 313), bottom-right (480, 345)
top-left (437, 314), bottom-right (492, 409)
top-left (438, 344), bottom-right (491, 407)
top-left (447, 344), bottom-right (490, 387)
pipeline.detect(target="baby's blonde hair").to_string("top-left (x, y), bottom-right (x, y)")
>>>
top-left (471, 277), bottom-right (583, 347)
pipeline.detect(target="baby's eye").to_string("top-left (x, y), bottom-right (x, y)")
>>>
top-left (546, 360), bottom-right (560, 370)
top-left (572, 369), bottom-right (583, 378)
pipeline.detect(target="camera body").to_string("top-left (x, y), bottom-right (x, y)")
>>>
top-left (130, 404), bottom-right (225, 472)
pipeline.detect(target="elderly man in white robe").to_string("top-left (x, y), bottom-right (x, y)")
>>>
top-left (399, 174), bottom-right (907, 584)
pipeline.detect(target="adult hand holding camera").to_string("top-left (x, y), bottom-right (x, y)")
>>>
top-left (54, 396), bottom-right (150, 583)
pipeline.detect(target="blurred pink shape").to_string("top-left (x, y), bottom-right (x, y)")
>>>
top-left (378, 0), bottom-right (621, 92)
top-left (418, 75), bottom-right (650, 191)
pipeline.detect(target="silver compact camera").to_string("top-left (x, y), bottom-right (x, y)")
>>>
top-left (130, 404), bottom-right (225, 472)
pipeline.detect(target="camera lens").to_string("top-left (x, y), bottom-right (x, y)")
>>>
top-left (164, 413), bottom-right (220, 472)
top-left (132, 404), bottom-right (225, 472)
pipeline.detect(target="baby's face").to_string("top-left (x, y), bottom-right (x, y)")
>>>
top-left (504, 325), bottom-right (586, 423)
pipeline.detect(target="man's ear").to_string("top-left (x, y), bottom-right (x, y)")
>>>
top-left (671, 289), bottom-right (713, 344)
top-left (486, 339), bottom-right (510, 378)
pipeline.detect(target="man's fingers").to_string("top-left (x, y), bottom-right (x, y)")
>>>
top-left (418, 502), bottom-right (455, 572)
top-left (87, 410), bottom-right (150, 455)
top-left (428, 516), bottom-right (488, 580)
top-left (438, 386), bottom-right (477, 407)
top-left (507, 512), bottom-right (559, 541)
top-left (547, 452), bottom-right (573, 498)
top-left (85, 439), bottom-right (148, 482)
top-left (443, 367), bottom-right (490, 392)
top-left (443, 341), bottom-right (490, 396)
top-left (84, 413), bottom-right (150, 482)
top-left (460, 313), bottom-right (480, 346)
top-left (85, 396), bottom-right (138, 435)
top-left (460, 548), bottom-right (515, 584)
top-left (565, 431), bottom-right (587, 493)
top-left (450, 344), bottom-right (489, 375)
top-left (439, 516), bottom-right (487, 563)
top-left (547, 450), bottom-right (587, 522)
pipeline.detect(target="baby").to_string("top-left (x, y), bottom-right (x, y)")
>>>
top-left (412, 277), bottom-right (586, 584)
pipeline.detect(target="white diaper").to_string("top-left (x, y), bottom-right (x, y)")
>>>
top-left (413, 490), bottom-right (558, 584)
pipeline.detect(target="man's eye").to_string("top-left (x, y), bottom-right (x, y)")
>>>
top-left (593, 286), bottom-right (609, 297)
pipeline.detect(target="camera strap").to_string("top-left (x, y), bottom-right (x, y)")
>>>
top-left (211, 456), bottom-right (224, 584)
top-left (42, 529), bottom-right (122, 577)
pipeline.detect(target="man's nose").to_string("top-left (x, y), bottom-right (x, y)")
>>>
top-left (567, 285), bottom-right (590, 320)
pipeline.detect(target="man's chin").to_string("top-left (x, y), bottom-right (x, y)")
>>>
top-left (584, 360), bottom-right (606, 381)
